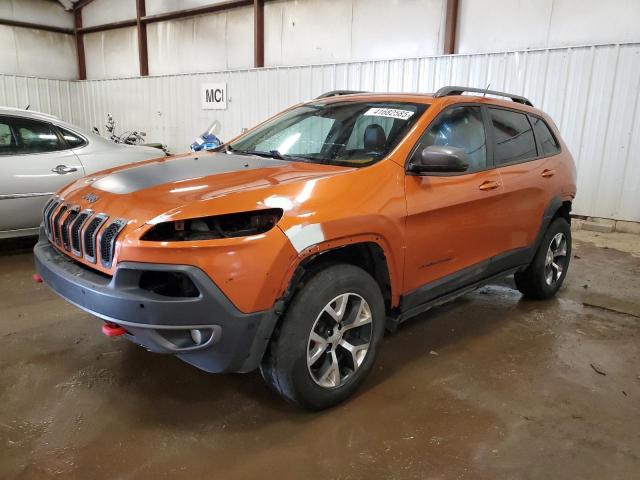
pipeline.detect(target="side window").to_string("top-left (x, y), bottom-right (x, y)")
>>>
top-left (414, 106), bottom-right (487, 171)
top-left (59, 127), bottom-right (87, 149)
top-left (0, 119), bottom-right (18, 155)
top-left (530, 116), bottom-right (560, 156)
top-left (12, 118), bottom-right (64, 154)
top-left (490, 108), bottom-right (537, 165)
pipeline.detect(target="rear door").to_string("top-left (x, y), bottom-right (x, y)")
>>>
top-left (0, 116), bottom-right (85, 233)
top-left (487, 108), bottom-right (560, 252)
top-left (403, 104), bottom-right (509, 307)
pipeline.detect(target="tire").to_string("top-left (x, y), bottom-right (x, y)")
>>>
top-left (260, 264), bottom-right (385, 410)
top-left (515, 217), bottom-right (572, 300)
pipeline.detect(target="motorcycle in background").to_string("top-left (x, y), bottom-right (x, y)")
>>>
top-left (93, 114), bottom-right (171, 156)
top-left (190, 121), bottom-right (222, 152)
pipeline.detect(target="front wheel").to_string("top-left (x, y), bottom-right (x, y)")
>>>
top-left (260, 264), bottom-right (385, 410)
top-left (515, 217), bottom-right (572, 299)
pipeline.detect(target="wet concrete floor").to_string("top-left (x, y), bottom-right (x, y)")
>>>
top-left (1, 231), bottom-right (639, 479)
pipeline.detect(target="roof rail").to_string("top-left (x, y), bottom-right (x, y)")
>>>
top-left (434, 86), bottom-right (533, 107)
top-left (316, 90), bottom-right (366, 99)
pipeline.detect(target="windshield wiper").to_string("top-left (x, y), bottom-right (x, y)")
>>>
top-left (253, 149), bottom-right (286, 159)
top-left (233, 149), bottom-right (287, 160)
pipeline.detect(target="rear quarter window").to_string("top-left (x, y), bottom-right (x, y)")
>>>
top-left (530, 116), bottom-right (561, 156)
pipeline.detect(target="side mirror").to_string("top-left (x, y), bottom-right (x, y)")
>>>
top-left (409, 145), bottom-right (469, 173)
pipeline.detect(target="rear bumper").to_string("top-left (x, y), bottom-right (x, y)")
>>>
top-left (34, 237), bottom-right (278, 373)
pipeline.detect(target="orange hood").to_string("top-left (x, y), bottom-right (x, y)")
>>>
top-left (57, 152), bottom-right (353, 234)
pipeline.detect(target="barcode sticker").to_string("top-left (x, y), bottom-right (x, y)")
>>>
top-left (364, 107), bottom-right (415, 120)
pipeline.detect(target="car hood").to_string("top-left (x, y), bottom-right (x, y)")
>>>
top-left (58, 151), bottom-right (353, 230)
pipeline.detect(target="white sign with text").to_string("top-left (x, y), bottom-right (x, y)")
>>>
top-left (202, 83), bottom-right (227, 110)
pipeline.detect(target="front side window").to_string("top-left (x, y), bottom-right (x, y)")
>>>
top-left (413, 106), bottom-right (487, 171)
top-left (229, 101), bottom-right (427, 167)
top-left (530, 116), bottom-right (560, 156)
top-left (490, 108), bottom-right (537, 165)
top-left (11, 118), bottom-right (64, 154)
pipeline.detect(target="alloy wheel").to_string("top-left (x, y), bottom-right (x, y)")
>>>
top-left (307, 293), bottom-right (373, 388)
top-left (544, 232), bottom-right (568, 285)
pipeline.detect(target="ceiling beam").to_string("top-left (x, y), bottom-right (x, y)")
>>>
top-left (136, 0), bottom-right (149, 76)
top-left (443, 0), bottom-right (459, 55)
top-left (73, 0), bottom-right (98, 9)
top-left (77, 19), bottom-right (137, 34)
top-left (0, 18), bottom-right (73, 35)
top-left (141, 0), bottom-right (253, 24)
top-left (254, 0), bottom-right (264, 68)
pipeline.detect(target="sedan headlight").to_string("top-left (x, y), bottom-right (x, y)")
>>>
top-left (141, 208), bottom-right (283, 241)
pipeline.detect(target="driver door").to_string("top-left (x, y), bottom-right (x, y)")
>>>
top-left (402, 105), bottom-right (508, 308)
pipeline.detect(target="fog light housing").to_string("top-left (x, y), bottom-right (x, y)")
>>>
top-left (190, 329), bottom-right (204, 345)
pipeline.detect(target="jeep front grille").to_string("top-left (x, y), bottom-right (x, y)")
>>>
top-left (60, 207), bottom-right (79, 251)
top-left (52, 205), bottom-right (68, 245)
top-left (42, 201), bottom-right (126, 268)
top-left (82, 214), bottom-right (108, 263)
top-left (70, 210), bottom-right (91, 256)
top-left (99, 219), bottom-right (127, 268)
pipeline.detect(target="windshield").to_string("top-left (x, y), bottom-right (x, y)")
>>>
top-left (228, 101), bottom-right (428, 167)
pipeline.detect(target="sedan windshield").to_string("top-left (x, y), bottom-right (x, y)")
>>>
top-left (228, 101), bottom-right (428, 167)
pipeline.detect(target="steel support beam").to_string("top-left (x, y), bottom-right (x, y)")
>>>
top-left (74, 9), bottom-right (86, 80)
top-left (443, 0), bottom-right (459, 55)
top-left (0, 18), bottom-right (72, 35)
top-left (73, 0), bottom-right (98, 9)
top-left (254, 0), bottom-right (264, 68)
top-left (136, 0), bottom-right (149, 76)
top-left (77, 19), bottom-right (137, 34)
top-left (141, 0), bottom-right (253, 24)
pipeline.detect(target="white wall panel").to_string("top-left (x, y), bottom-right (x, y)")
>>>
top-left (0, 25), bottom-right (77, 79)
top-left (0, 0), bottom-right (73, 29)
top-left (351, 0), bottom-right (444, 60)
top-left (147, 6), bottom-right (253, 75)
top-left (265, 0), bottom-right (445, 66)
top-left (1, 43), bottom-right (638, 222)
top-left (0, 74), bottom-right (74, 120)
top-left (82, 0), bottom-right (137, 28)
top-left (265, 0), bottom-right (354, 66)
top-left (458, 0), bottom-right (640, 54)
top-left (84, 27), bottom-right (140, 79)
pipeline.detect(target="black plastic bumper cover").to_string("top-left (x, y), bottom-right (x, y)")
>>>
top-left (34, 239), bottom-right (278, 373)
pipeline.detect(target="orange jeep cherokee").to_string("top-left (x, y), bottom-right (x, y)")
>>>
top-left (35, 86), bottom-right (577, 409)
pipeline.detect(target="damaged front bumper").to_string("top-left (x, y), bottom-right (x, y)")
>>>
top-left (33, 237), bottom-right (278, 373)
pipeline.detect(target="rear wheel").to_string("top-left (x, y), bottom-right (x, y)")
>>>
top-left (515, 217), bottom-right (571, 299)
top-left (260, 264), bottom-right (385, 410)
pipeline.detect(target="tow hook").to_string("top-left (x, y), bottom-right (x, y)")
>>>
top-left (102, 322), bottom-right (127, 337)
top-left (33, 273), bottom-right (43, 283)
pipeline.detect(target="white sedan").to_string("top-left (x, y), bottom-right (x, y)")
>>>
top-left (0, 107), bottom-right (164, 239)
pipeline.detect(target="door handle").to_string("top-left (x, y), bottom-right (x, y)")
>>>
top-left (478, 180), bottom-right (500, 191)
top-left (541, 169), bottom-right (556, 178)
top-left (52, 164), bottom-right (78, 175)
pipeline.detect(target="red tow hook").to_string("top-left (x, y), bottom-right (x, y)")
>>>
top-left (102, 322), bottom-right (126, 337)
top-left (33, 273), bottom-right (43, 283)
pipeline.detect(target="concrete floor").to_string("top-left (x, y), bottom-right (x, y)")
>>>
top-left (1, 231), bottom-right (639, 479)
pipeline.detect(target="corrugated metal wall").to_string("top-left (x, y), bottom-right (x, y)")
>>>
top-left (0, 43), bottom-right (638, 222)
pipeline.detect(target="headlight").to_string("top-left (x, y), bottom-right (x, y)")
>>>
top-left (141, 208), bottom-right (283, 241)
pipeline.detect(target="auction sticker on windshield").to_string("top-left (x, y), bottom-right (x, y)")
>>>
top-left (364, 107), bottom-right (415, 120)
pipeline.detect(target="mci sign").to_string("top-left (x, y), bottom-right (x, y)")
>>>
top-left (202, 82), bottom-right (227, 110)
